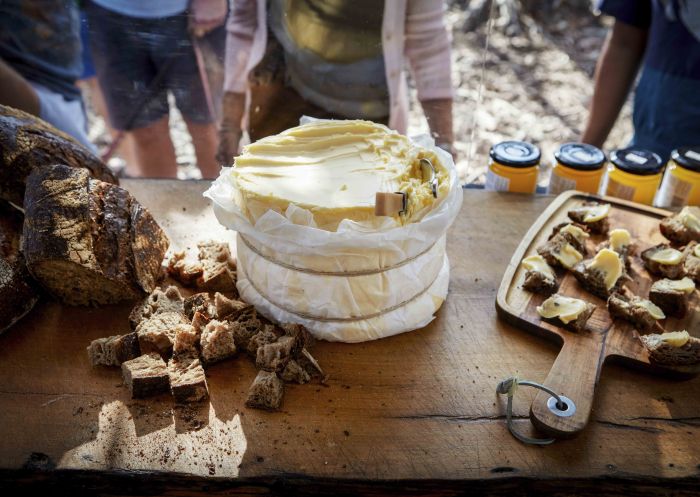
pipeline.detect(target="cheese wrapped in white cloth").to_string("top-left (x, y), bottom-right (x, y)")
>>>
top-left (204, 119), bottom-right (462, 342)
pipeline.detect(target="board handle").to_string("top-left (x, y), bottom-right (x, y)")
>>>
top-left (529, 333), bottom-right (606, 438)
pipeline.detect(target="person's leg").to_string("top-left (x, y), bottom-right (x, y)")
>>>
top-left (129, 116), bottom-right (178, 178)
top-left (184, 119), bottom-right (220, 179)
top-left (86, 2), bottom-right (175, 177)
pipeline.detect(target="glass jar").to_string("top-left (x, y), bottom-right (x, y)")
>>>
top-left (486, 141), bottom-right (540, 193)
top-left (549, 143), bottom-right (606, 194)
top-left (602, 148), bottom-right (664, 205)
top-left (655, 147), bottom-right (700, 207)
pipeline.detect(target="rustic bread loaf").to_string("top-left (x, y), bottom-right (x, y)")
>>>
top-left (22, 165), bottom-right (169, 305)
top-left (87, 332), bottom-right (141, 366)
top-left (121, 353), bottom-right (170, 398)
top-left (0, 201), bottom-right (40, 333)
top-left (0, 104), bottom-right (116, 205)
top-left (245, 370), bottom-right (284, 411)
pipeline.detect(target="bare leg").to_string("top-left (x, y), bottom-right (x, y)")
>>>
top-left (129, 116), bottom-right (178, 178)
top-left (185, 119), bottom-right (220, 179)
top-left (77, 77), bottom-right (137, 168)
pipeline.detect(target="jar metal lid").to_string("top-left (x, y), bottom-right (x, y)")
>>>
top-left (554, 143), bottom-right (606, 171)
top-left (671, 147), bottom-right (700, 172)
top-left (610, 148), bottom-right (664, 175)
top-left (490, 141), bottom-right (541, 168)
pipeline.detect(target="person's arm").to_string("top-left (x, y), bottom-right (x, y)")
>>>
top-left (581, 20), bottom-right (648, 148)
top-left (0, 58), bottom-right (40, 116)
top-left (404, 0), bottom-right (455, 154)
top-left (217, 0), bottom-right (258, 163)
top-left (420, 98), bottom-right (454, 156)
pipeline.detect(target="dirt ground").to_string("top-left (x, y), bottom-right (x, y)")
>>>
top-left (85, 2), bottom-right (634, 185)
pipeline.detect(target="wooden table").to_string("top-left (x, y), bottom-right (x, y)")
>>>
top-left (1, 180), bottom-right (699, 496)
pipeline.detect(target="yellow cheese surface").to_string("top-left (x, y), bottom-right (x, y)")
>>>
top-left (231, 120), bottom-right (448, 231)
top-left (679, 206), bottom-right (700, 231)
top-left (637, 299), bottom-right (665, 320)
top-left (653, 277), bottom-right (696, 294)
top-left (660, 330), bottom-right (690, 348)
top-left (555, 243), bottom-right (583, 269)
top-left (560, 224), bottom-right (590, 244)
top-left (522, 255), bottom-right (555, 279)
top-left (589, 248), bottom-right (623, 290)
top-left (649, 247), bottom-right (683, 265)
top-left (582, 203), bottom-right (610, 222)
top-left (537, 294), bottom-right (588, 324)
top-left (609, 228), bottom-right (631, 253)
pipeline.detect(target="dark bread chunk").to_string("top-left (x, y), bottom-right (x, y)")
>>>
top-left (279, 360), bottom-right (311, 384)
top-left (214, 292), bottom-right (253, 320)
top-left (256, 336), bottom-right (295, 373)
top-left (572, 260), bottom-right (625, 299)
top-left (566, 303), bottom-right (596, 333)
top-left (649, 280), bottom-right (692, 318)
top-left (245, 370), bottom-right (284, 411)
top-left (641, 244), bottom-right (686, 279)
top-left (660, 210), bottom-right (700, 245)
top-left (172, 324), bottom-right (200, 358)
top-left (196, 241), bottom-right (236, 292)
top-left (229, 310), bottom-right (263, 351)
top-left (129, 286), bottom-right (184, 330)
top-left (537, 233), bottom-right (581, 269)
top-left (641, 334), bottom-right (700, 366)
top-left (682, 242), bottom-right (700, 283)
top-left (166, 251), bottom-right (204, 286)
top-left (549, 222), bottom-right (589, 254)
top-left (191, 310), bottom-right (211, 335)
top-left (136, 311), bottom-right (188, 357)
top-left (0, 200), bottom-right (40, 333)
top-left (567, 202), bottom-right (610, 234)
top-left (168, 356), bottom-right (208, 403)
top-left (87, 332), bottom-right (141, 366)
top-left (183, 292), bottom-right (215, 321)
top-left (121, 353), bottom-right (169, 398)
top-left (523, 269), bottom-right (558, 294)
top-left (22, 165), bottom-right (169, 305)
top-left (246, 324), bottom-right (282, 357)
top-left (200, 320), bottom-right (237, 365)
top-left (0, 104), bottom-right (116, 205)
top-left (607, 293), bottom-right (661, 334)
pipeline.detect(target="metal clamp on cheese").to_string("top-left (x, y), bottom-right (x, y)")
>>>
top-left (374, 158), bottom-right (438, 217)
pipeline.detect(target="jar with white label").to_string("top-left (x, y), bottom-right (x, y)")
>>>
top-left (549, 143), bottom-right (606, 194)
top-left (486, 141), bottom-right (540, 193)
top-left (602, 148), bottom-right (664, 205)
top-left (655, 147), bottom-right (700, 207)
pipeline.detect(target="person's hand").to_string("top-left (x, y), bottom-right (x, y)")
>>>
top-left (217, 92), bottom-right (246, 164)
top-left (189, 0), bottom-right (227, 37)
top-left (217, 124), bottom-right (242, 165)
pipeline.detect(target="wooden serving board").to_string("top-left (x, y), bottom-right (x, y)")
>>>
top-left (496, 190), bottom-right (700, 439)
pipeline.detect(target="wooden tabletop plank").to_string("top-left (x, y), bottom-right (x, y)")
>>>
top-left (1, 180), bottom-right (699, 494)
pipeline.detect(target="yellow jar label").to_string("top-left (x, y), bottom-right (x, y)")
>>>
top-left (606, 177), bottom-right (636, 200)
top-left (657, 173), bottom-right (693, 207)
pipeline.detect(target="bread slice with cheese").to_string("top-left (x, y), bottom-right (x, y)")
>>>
top-left (660, 207), bottom-right (700, 245)
top-left (641, 244), bottom-right (687, 279)
top-left (640, 331), bottom-right (700, 367)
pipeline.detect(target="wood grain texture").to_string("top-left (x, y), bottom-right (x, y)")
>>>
top-left (497, 192), bottom-right (699, 439)
top-left (1, 183), bottom-right (699, 496)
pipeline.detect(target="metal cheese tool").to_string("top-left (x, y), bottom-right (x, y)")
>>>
top-left (374, 158), bottom-right (438, 217)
